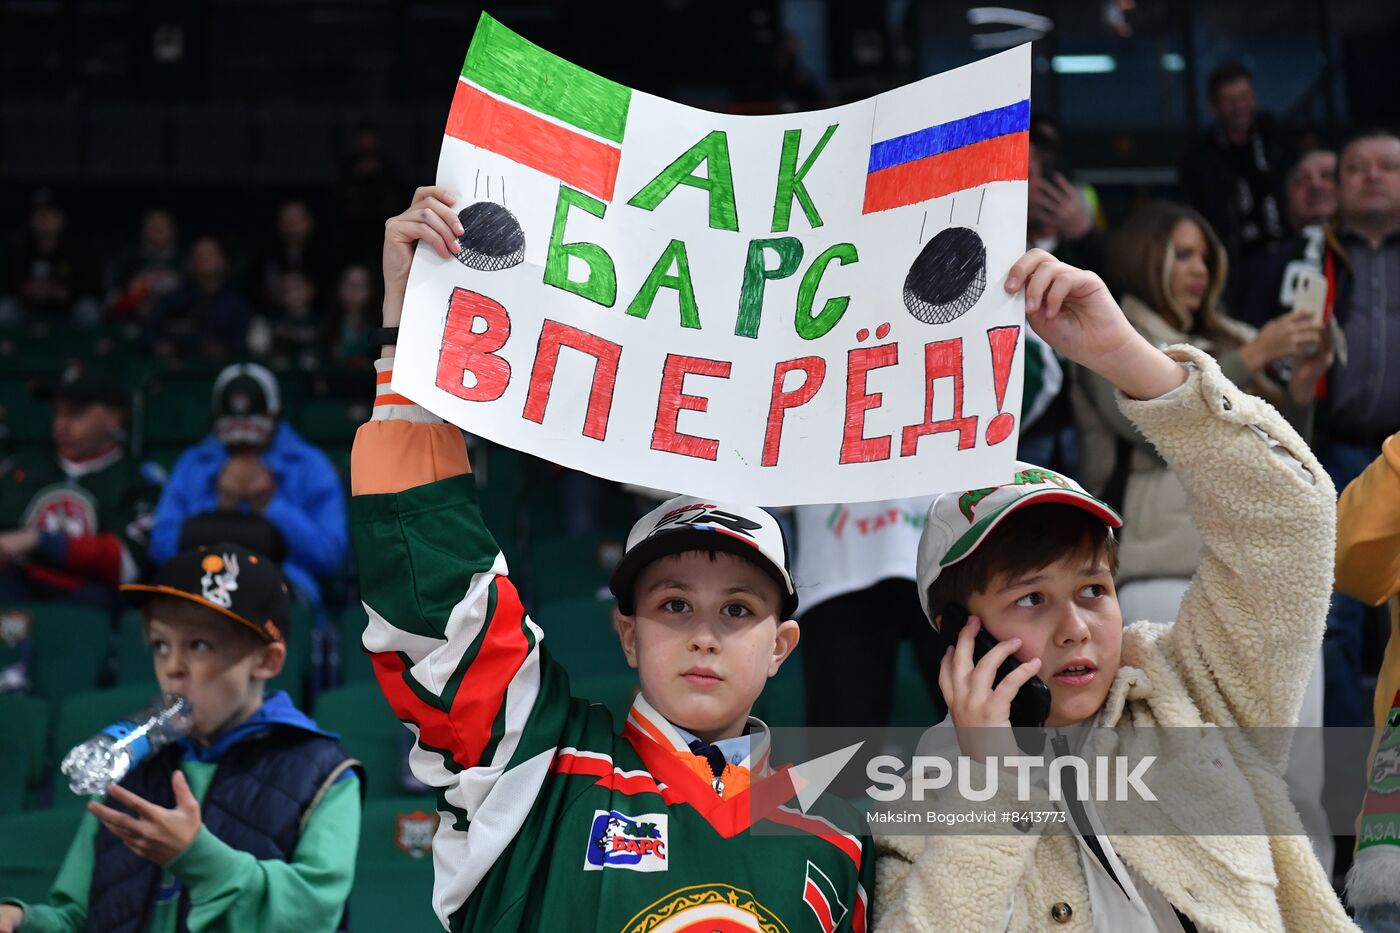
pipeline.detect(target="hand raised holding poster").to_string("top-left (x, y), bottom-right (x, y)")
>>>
top-left (392, 12), bottom-right (1032, 506)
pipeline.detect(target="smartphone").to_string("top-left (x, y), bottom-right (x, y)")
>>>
top-left (1289, 267), bottom-right (1328, 357)
top-left (939, 603), bottom-right (1051, 734)
top-left (1290, 267), bottom-right (1327, 321)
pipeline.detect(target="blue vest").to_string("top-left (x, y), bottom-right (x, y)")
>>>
top-left (87, 727), bottom-right (362, 933)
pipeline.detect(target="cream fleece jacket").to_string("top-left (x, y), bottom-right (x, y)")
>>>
top-left (875, 346), bottom-right (1355, 932)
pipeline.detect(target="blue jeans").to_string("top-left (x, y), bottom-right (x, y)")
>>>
top-left (1320, 440), bottom-right (1386, 727)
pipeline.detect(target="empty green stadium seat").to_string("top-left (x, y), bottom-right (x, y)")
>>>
top-left (753, 660), bottom-right (805, 728)
top-left (144, 445), bottom-right (187, 473)
top-left (527, 532), bottom-right (620, 603)
top-left (570, 671), bottom-right (637, 723)
top-left (351, 796), bottom-right (442, 931)
top-left (0, 692), bottom-right (52, 806)
top-left (531, 596), bottom-right (630, 677)
top-left (265, 603), bottom-right (313, 708)
top-left (890, 644), bottom-right (941, 728)
top-left (0, 806), bottom-right (86, 902)
top-left (0, 378), bottom-right (50, 445)
top-left (317, 683), bottom-right (415, 799)
top-left (138, 375), bottom-right (214, 447)
top-left (0, 604), bottom-right (112, 703)
top-left (0, 741), bottom-right (31, 815)
top-left (114, 609), bottom-right (158, 687)
top-left (326, 446), bottom-right (352, 490)
top-left (296, 399), bottom-right (369, 446)
top-left (472, 440), bottom-right (523, 533)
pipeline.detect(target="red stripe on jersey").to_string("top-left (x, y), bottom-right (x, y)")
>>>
top-left (551, 750), bottom-right (671, 798)
top-left (852, 886), bottom-right (867, 933)
top-left (370, 576), bottom-right (531, 770)
top-left (803, 879), bottom-right (836, 933)
top-left (376, 370), bottom-right (393, 385)
top-left (374, 393), bottom-right (416, 407)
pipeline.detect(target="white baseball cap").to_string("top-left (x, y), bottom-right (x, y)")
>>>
top-left (609, 496), bottom-right (797, 618)
top-left (915, 462), bottom-right (1122, 620)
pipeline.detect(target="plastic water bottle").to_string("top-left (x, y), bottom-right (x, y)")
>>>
top-left (60, 694), bottom-right (194, 796)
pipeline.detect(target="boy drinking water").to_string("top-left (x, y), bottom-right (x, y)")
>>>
top-left (876, 250), bottom-right (1354, 930)
top-left (349, 186), bottom-right (873, 932)
top-left (0, 543), bottom-right (362, 933)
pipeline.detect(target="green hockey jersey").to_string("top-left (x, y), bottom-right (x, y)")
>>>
top-left (350, 371), bottom-right (873, 933)
top-left (0, 446), bottom-right (162, 589)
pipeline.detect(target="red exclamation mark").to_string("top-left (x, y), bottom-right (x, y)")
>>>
top-left (984, 325), bottom-right (1020, 445)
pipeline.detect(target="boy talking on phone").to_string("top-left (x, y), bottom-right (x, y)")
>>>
top-left (876, 250), bottom-right (1354, 931)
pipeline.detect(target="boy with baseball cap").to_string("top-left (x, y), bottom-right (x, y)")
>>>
top-left (0, 543), bottom-right (361, 933)
top-left (347, 186), bottom-right (872, 932)
top-left (875, 251), bottom-right (1353, 929)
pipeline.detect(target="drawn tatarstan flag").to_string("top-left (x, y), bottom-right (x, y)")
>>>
top-left (446, 14), bottom-right (632, 202)
top-left (863, 98), bottom-right (1030, 213)
top-left (802, 860), bottom-right (849, 933)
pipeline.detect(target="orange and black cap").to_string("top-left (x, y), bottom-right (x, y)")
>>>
top-left (121, 542), bottom-right (292, 643)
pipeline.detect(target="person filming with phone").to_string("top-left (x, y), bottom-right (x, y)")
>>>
top-left (1246, 129), bottom-right (1400, 729)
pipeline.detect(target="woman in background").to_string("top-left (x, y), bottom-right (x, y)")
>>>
top-left (1074, 201), bottom-right (1329, 622)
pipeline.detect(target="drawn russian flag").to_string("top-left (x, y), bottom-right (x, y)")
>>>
top-left (445, 14), bottom-right (632, 202)
top-left (862, 99), bottom-right (1030, 214)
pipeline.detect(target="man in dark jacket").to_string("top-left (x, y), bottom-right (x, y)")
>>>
top-left (1178, 62), bottom-right (1294, 304)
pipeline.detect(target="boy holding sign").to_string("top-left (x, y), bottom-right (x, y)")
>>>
top-left (350, 187), bottom-right (873, 932)
top-left (876, 251), bottom-right (1354, 929)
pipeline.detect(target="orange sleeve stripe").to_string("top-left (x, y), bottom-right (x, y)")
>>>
top-left (376, 370), bottom-right (393, 385)
top-left (373, 393), bottom-right (417, 407)
top-left (351, 421), bottom-right (471, 495)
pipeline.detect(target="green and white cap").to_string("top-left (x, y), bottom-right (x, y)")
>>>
top-left (915, 462), bottom-right (1122, 620)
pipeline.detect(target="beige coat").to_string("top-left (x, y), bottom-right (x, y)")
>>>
top-left (1071, 295), bottom-right (1308, 584)
top-left (875, 346), bottom-right (1354, 932)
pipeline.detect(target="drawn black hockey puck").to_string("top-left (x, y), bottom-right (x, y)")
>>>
top-left (455, 202), bottom-right (525, 272)
top-left (903, 227), bottom-right (987, 325)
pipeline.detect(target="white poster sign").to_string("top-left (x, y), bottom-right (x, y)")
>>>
top-left (394, 13), bottom-right (1030, 505)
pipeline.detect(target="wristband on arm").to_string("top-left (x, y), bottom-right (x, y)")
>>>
top-left (368, 327), bottom-right (399, 353)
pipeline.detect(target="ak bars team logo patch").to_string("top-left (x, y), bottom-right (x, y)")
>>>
top-left (584, 810), bottom-right (669, 872)
top-left (395, 809), bottom-right (438, 858)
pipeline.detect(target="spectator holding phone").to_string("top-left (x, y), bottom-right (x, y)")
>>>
top-left (1246, 129), bottom-right (1400, 727)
